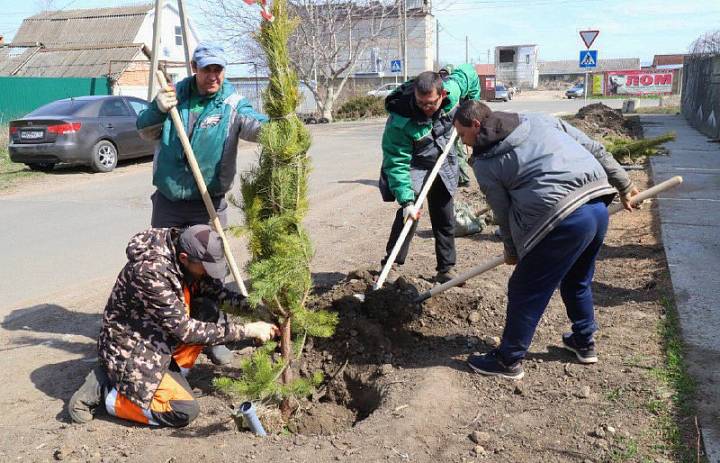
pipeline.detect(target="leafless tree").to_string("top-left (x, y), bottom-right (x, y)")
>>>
top-left (35, 0), bottom-right (58, 12)
top-left (201, 0), bottom-right (399, 120)
top-left (688, 30), bottom-right (720, 58)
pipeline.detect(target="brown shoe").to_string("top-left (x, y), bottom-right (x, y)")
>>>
top-left (435, 269), bottom-right (466, 287)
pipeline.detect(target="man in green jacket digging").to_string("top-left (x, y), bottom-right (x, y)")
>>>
top-left (379, 64), bottom-right (479, 282)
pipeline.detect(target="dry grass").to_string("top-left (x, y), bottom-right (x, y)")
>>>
top-left (0, 124), bottom-right (41, 190)
top-left (634, 105), bottom-right (681, 115)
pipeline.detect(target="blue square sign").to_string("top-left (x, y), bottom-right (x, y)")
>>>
top-left (390, 60), bottom-right (402, 73)
top-left (579, 50), bottom-right (598, 69)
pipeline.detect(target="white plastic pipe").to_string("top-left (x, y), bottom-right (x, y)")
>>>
top-left (415, 175), bottom-right (684, 302)
top-left (374, 129), bottom-right (459, 290)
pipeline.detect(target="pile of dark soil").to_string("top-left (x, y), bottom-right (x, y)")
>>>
top-left (288, 266), bottom-right (501, 435)
top-left (566, 103), bottom-right (643, 140)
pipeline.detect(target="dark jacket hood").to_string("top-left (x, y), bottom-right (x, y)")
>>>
top-left (385, 80), bottom-right (450, 123)
top-left (472, 111), bottom-right (523, 159)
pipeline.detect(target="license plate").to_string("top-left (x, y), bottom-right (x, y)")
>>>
top-left (20, 130), bottom-right (44, 140)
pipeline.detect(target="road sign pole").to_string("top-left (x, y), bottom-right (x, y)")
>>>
top-left (584, 71), bottom-right (588, 105)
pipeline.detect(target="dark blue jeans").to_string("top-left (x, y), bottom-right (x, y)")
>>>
top-left (498, 199), bottom-right (609, 364)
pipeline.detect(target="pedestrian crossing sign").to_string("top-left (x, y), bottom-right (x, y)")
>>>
top-left (390, 60), bottom-right (402, 73)
top-left (579, 50), bottom-right (598, 69)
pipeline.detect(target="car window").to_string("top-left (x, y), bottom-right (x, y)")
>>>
top-left (28, 99), bottom-right (91, 116)
top-left (99, 99), bottom-right (132, 117)
top-left (127, 99), bottom-right (149, 116)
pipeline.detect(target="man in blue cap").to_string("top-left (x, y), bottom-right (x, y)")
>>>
top-left (136, 42), bottom-right (268, 365)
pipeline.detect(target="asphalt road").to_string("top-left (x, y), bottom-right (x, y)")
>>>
top-left (0, 96), bottom-right (658, 314)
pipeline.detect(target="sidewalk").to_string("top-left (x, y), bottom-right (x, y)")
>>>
top-left (645, 115), bottom-right (720, 462)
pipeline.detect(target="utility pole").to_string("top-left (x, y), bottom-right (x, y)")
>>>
top-left (465, 36), bottom-right (469, 63)
top-left (487, 48), bottom-right (491, 64)
top-left (435, 19), bottom-right (439, 71)
top-left (148, 0), bottom-right (164, 101)
top-left (402, 0), bottom-right (407, 81)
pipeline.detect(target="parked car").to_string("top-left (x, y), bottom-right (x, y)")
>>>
top-left (8, 95), bottom-right (155, 173)
top-left (565, 83), bottom-right (585, 99)
top-left (494, 85), bottom-right (510, 102)
top-left (367, 83), bottom-right (401, 98)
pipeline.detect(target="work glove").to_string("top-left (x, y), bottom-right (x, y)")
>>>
top-left (243, 321), bottom-right (280, 343)
top-left (156, 85), bottom-right (177, 113)
top-left (402, 201), bottom-right (420, 222)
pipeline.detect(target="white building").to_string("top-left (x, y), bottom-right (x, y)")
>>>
top-left (352, 0), bottom-right (436, 78)
top-left (495, 44), bottom-right (539, 89)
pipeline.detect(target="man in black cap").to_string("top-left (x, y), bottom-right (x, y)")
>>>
top-left (68, 225), bottom-right (278, 427)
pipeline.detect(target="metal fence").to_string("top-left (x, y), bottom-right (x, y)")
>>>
top-left (0, 77), bottom-right (111, 123)
top-left (682, 55), bottom-right (720, 139)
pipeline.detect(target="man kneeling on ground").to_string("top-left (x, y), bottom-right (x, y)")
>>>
top-left (453, 100), bottom-right (639, 380)
top-left (68, 225), bottom-right (278, 426)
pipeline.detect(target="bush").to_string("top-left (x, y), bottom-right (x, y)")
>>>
top-left (334, 96), bottom-right (386, 120)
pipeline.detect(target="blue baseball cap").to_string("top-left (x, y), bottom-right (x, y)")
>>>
top-left (192, 42), bottom-right (227, 69)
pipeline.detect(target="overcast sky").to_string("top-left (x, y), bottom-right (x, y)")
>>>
top-left (1, 0), bottom-right (718, 68)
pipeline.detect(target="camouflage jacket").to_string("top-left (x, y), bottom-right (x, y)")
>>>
top-left (97, 228), bottom-right (248, 408)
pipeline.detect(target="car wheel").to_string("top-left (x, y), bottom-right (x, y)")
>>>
top-left (26, 162), bottom-right (55, 172)
top-left (91, 140), bottom-right (118, 173)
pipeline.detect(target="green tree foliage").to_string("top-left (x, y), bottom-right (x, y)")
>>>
top-left (604, 132), bottom-right (676, 163)
top-left (215, 0), bottom-right (337, 417)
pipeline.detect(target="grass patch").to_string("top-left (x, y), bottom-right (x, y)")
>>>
top-left (0, 124), bottom-right (41, 190)
top-left (610, 436), bottom-right (643, 462)
top-left (647, 295), bottom-right (704, 461)
top-left (634, 106), bottom-right (681, 115)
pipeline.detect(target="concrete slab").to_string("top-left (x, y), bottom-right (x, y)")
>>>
top-left (646, 115), bottom-right (720, 462)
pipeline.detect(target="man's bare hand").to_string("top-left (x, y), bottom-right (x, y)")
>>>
top-left (621, 185), bottom-right (641, 212)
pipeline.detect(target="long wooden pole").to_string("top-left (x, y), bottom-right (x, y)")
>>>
top-left (415, 175), bottom-right (684, 302)
top-left (177, 0), bottom-right (193, 77)
top-left (148, 0), bottom-right (164, 101)
top-left (155, 71), bottom-right (249, 296)
top-left (374, 129), bottom-right (458, 290)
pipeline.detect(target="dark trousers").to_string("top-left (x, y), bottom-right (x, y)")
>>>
top-left (150, 190), bottom-right (228, 228)
top-left (384, 177), bottom-right (456, 273)
top-left (498, 199), bottom-right (609, 364)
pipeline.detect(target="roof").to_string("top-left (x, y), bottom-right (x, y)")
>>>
top-left (496, 44), bottom-right (538, 49)
top-left (0, 44), bottom-right (146, 78)
top-left (474, 64), bottom-right (495, 75)
top-left (0, 46), bottom-right (41, 75)
top-left (538, 58), bottom-right (641, 75)
top-left (12, 4), bottom-right (152, 46)
top-left (652, 54), bottom-right (686, 67)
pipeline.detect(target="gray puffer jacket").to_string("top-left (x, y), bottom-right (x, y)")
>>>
top-left (472, 112), bottom-right (634, 260)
